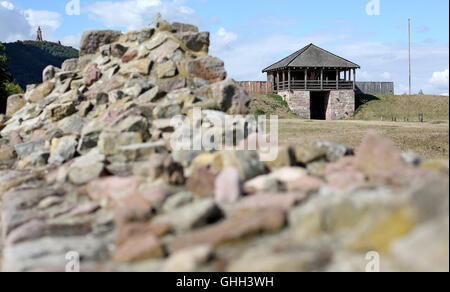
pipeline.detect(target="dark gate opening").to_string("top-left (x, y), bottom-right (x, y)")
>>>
top-left (310, 91), bottom-right (329, 120)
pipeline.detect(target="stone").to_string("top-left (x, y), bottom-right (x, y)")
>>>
top-left (111, 43), bottom-right (128, 58)
top-left (42, 65), bottom-right (60, 82)
top-left (153, 198), bottom-right (223, 232)
top-left (17, 151), bottom-right (50, 169)
top-left (26, 81), bottom-right (55, 103)
top-left (233, 192), bottom-right (307, 213)
top-left (264, 146), bottom-right (295, 169)
top-left (315, 140), bottom-right (354, 162)
top-left (172, 22), bottom-right (199, 33)
top-left (14, 140), bottom-right (47, 159)
top-left (98, 131), bottom-right (143, 155)
top-left (178, 31), bottom-right (209, 53)
top-left (121, 50), bottom-right (138, 63)
top-left (86, 78), bottom-right (125, 99)
top-left (119, 141), bottom-right (167, 162)
top-left (159, 77), bottom-right (187, 93)
top-left (6, 94), bottom-right (26, 116)
top-left (169, 208), bottom-right (286, 251)
top-left (68, 162), bottom-right (104, 185)
top-left (120, 59), bottom-right (152, 76)
top-left (48, 136), bottom-right (78, 165)
top-left (162, 191), bottom-right (193, 212)
top-left (84, 64), bottom-right (102, 86)
top-left (114, 234), bottom-right (165, 263)
top-left (79, 30), bottom-right (122, 56)
top-left (214, 167), bottom-right (242, 204)
top-left (200, 79), bottom-right (250, 114)
top-left (0, 144), bottom-right (15, 161)
top-left (61, 58), bottom-right (78, 71)
top-left (354, 131), bottom-right (408, 177)
top-left (286, 175), bottom-right (325, 194)
top-left (190, 151), bottom-right (266, 182)
top-left (115, 221), bottom-right (171, 246)
top-left (294, 144), bottom-right (327, 164)
top-left (148, 153), bottom-right (185, 185)
top-left (47, 102), bottom-right (77, 122)
top-left (187, 56), bottom-right (226, 83)
top-left (163, 245), bottom-right (213, 272)
top-left (186, 166), bottom-right (220, 197)
top-left (156, 60), bottom-right (177, 79)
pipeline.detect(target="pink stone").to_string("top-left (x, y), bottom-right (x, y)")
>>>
top-left (214, 167), bottom-right (242, 204)
top-left (354, 131), bottom-right (408, 177)
top-left (84, 64), bottom-right (102, 86)
top-left (286, 175), bottom-right (325, 193)
top-left (114, 233), bottom-right (165, 263)
top-left (86, 176), bottom-right (143, 203)
top-left (121, 50), bottom-right (138, 63)
top-left (233, 192), bottom-right (307, 213)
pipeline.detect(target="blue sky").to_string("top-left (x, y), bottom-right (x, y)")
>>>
top-left (1, 0), bottom-right (449, 94)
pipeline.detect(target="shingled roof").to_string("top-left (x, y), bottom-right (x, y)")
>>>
top-left (262, 44), bottom-right (360, 72)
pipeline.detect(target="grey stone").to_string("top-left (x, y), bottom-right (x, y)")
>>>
top-left (153, 198), bottom-right (223, 232)
top-left (61, 58), bottom-right (79, 72)
top-left (14, 140), bottom-right (47, 159)
top-left (315, 140), bottom-right (354, 162)
top-left (79, 30), bottom-right (122, 56)
top-left (49, 136), bottom-right (78, 165)
top-left (162, 192), bottom-right (194, 212)
top-left (43, 65), bottom-right (60, 82)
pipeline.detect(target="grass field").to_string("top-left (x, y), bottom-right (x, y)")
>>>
top-left (249, 93), bottom-right (449, 160)
top-left (278, 119), bottom-right (449, 160)
top-left (353, 94), bottom-right (449, 122)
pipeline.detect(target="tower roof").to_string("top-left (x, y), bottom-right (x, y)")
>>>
top-left (262, 44), bottom-right (360, 72)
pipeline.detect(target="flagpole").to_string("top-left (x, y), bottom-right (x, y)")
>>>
top-left (408, 18), bottom-right (411, 95)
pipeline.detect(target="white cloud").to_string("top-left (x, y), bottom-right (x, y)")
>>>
top-left (211, 28), bottom-right (238, 51)
top-left (61, 33), bottom-right (82, 48)
top-left (0, 1), bottom-right (32, 42)
top-left (24, 9), bottom-right (62, 33)
top-left (1, 1), bottom-right (14, 10)
top-left (0, 1), bottom-right (62, 42)
top-left (381, 72), bottom-right (391, 79)
top-left (429, 69), bottom-right (449, 90)
top-left (85, 0), bottom-right (196, 31)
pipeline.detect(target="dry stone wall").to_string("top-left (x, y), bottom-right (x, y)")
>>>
top-left (0, 15), bottom-right (448, 272)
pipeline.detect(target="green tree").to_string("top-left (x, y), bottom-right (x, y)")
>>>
top-left (1, 42), bottom-right (13, 99)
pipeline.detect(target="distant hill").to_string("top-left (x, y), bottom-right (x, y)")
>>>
top-left (3, 41), bottom-right (79, 89)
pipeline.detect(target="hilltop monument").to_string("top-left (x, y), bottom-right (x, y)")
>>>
top-left (36, 26), bottom-right (43, 41)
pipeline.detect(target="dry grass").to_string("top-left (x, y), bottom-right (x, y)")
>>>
top-left (278, 119), bottom-right (449, 160)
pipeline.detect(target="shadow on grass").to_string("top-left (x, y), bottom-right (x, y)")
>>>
top-left (355, 93), bottom-right (380, 112)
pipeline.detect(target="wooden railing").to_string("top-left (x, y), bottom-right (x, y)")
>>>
top-left (274, 80), bottom-right (354, 91)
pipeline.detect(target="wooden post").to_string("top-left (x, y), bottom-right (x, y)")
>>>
top-left (353, 69), bottom-right (356, 90)
top-left (288, 69), bottom-right (291, 91)
top-left (276, 71), bottom-right (280, 92)
top-left (282, 71), bottom-right (285, 91)
top-left (336, 69), bottom-right (339, 89)
top-left (304, 68), bottom-right (307, 90)
top-left (320, 68), bottom-right (323, 90)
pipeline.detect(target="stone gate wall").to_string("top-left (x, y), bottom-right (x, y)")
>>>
top-left (278, 90), bottom-right (355, 120)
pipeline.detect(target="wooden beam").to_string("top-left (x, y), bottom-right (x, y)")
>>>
top-left (304, 68), bottom-right (307, 90)
top-left (320, 68), bottom-right (323, 90)
top-left (353, 69), bottom-right (356, 90)
top-left (336, 69), bottom-right (339, 89)
top-left (282, 71), bottom-right (285, 91)
top-left (288, 69), bottom-right (291, 91)
top-left (276, 71), bottom-right (280, 92)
